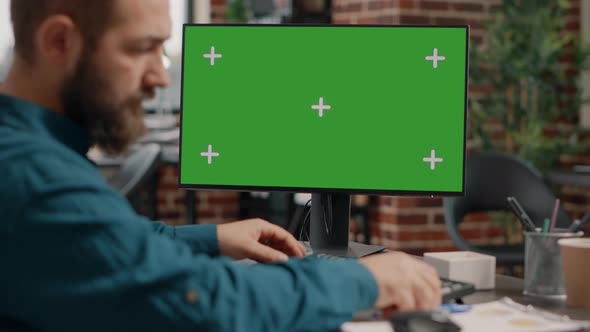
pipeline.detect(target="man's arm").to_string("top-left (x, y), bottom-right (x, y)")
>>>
top-left (15, 171), bottom-right (377, 332)
top-left (151, 221), bottom-right (220, 256)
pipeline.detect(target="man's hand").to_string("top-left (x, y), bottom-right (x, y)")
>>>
top-left (360, 252), bottom-right (441, 313)
top-left (217, 219), bottom-right (306, 263)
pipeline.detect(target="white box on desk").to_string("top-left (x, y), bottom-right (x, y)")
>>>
top-left (424, 251), bottom-right (496, 290)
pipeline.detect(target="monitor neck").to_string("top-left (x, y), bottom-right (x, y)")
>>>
top-left (310, 193), bottom-right (351, 255)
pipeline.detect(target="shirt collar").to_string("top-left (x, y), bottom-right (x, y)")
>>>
top-left (0, 93), bottom-right (91, 156)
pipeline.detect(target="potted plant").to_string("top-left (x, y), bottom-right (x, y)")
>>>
top-left (469, 0), bottom-right (590, 171)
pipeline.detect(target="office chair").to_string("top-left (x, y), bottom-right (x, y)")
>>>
top-left (443, 152), bottom-right (572, 266)
top-left (107, 143), bottom-right (162, 219)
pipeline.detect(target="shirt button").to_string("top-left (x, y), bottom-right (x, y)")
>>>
top-left (185, 290), bottom-right (198, 304)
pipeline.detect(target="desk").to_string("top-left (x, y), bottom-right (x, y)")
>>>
top-left (465, 275), bottom-right (590, 322)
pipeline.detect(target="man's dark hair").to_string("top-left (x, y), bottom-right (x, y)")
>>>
top-left (10, 0), bottom-right (115, 63)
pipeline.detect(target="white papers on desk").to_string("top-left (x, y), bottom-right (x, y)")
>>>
top-left (341, 321), bottom-right (393, 332)
top-left (340, 297), bottom-right (590, 332)
top-left (451, 297), bottom-right (590, 332)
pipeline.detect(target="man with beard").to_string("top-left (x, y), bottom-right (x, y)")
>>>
top-left (0, 0), bottom-right (441, 331)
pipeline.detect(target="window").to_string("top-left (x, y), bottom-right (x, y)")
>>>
top-left (0, 0), bottom-right (14, 81)
top-left (142, 0), bottom-right (190, 114)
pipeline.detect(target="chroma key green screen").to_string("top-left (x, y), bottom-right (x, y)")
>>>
top-left (179, 25), bottom-right (468, 195)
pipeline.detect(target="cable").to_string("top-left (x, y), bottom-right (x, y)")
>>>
top-left (323, 194), bottom-right (333, 237)
top-left (298, 198), bottom-right (312, 241)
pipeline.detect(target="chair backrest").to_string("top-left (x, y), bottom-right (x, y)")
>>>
top-left (107, 143), bottom-right (162, 198)
top-left (445, 152), bottom-right (571, 231)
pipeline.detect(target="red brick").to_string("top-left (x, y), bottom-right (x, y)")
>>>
top-left (419, 1), bottom-right (449, 11)
top-left (453, 2), bottom-right (484, 12)
top-left (403, 248), bottom-right (427, 256)
top-left (208, 195), bottom-right (239, 205)
top-left (433, 214), bottom-right (446, 224)
top-left (377, 196), bottom-right (396, 205)
top-left (173, 196), bottom-right (198, 205)
top-left (485, 228), bottom-right (504, 238)
top-left (566, 5), bottom-right (581, 16)
top-left (398, 230), bottom-right (449, 241)
top-left (368, 0), bottom-right (384, 11)
top-left (332, 18), bottom-right (354, 24)
top-left (435, 17), bottom-right (468, 25)
top-left (399, 15), bottom-right (430, 24)
top-left (565, 20), bottom-right (580, 31)
top-left (374, 212), bottom-right (396, 223)
top-left (470, 84), bottom-right (494, 94)
top-left (429, 246), bottom-right (459, 252)
top-left (459, 228), bottom-right (482, 240)
top-left (463, 212), bottom-right (489, 223)
top-left (400, 0), bottom-right (415, 10)
top-left (159, 211), bottom-right (181, 220)
top-left (377, 15), bottom-right (397, 24)
top-left (221, 207), bottom-right (239, 218)
top-left (159, 182), bottom-right (180, 190)
top-left (561, 193), bottom-right (589, 205)
top-left (334, 2), bottom-right (363, 12)
top-left (197, 207), bottom-right (216, 218)
top-left (393, 214), bottom-right (429, 224)
top-left (358, 17), bottom-right (378, 24)
top-left (396, 197), bottom-right (442, 208)
top-left (159, 166), bottom-right (178, 177)
top-left (368, 0), bottom-right (395, 10)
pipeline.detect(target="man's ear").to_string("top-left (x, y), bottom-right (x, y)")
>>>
top-left (34, 15), bottom-right (83, 70)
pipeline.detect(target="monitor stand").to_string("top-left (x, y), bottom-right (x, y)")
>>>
top-left (309, 193), bottom-right (386, 257)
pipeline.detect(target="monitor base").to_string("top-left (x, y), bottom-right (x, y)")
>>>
top-left (304, 241), bottom-right (386, 258)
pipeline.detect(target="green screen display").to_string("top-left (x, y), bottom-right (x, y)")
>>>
top-left (180, 25), bottom-right (468, 194)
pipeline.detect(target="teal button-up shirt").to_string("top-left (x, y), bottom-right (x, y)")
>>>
top-left (0, 94), bottom-right (378, 332)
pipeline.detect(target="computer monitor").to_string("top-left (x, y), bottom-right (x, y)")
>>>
top-left (179, 24), bottom-right (469, 256)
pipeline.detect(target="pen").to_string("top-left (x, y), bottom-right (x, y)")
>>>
top-left (570, 209), bottom-right (590, 232)
top-left (543, 218), bottom-right (551, 233)
top-left (440, 303), bottom-right (472, 314)
top-left (506, 196), bottom-right (537, 232)
top-left (568, 220), bottom-right (581, 233)
top-left (549, 199), bottom-right (560, 233)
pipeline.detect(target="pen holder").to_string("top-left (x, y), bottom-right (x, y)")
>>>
top-left (523, 228), bottom-right (583, 299)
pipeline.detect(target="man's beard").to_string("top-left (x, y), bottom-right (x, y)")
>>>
top-left (59, 53), bottom-right (152, 156)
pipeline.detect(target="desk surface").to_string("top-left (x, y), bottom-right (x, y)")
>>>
top-left (466, 275), bottom-right (590, 321)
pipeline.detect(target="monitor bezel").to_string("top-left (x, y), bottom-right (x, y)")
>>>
top-left (178, 24), bottom-right (469, 197)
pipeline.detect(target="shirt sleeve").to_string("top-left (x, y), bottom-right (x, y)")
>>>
top-left (151, 221), bottom-right (220, 256)
top-left (14, 163), bottom-right (378, 332)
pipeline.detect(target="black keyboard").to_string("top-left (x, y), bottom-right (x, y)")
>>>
top-left (307, 253), bottom-right (476, 302)
top-left (440, 277), bottom-right (475, 303)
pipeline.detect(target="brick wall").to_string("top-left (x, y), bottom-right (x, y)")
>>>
top-left (157, 165), bottom-right (240, 225)
top-left (548, 0), bottom-right (590, 233)
top-left (211, 0), bottom-right (227, 23)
